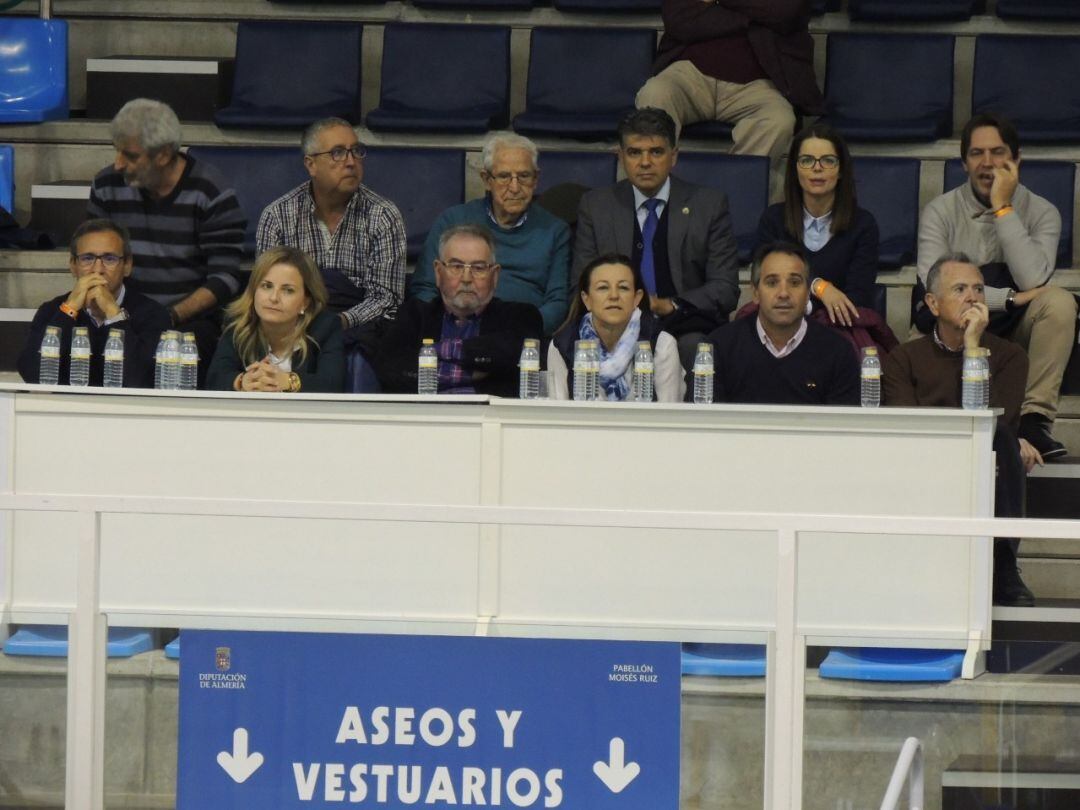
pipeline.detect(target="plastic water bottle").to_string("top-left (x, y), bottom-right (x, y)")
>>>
top-left (961, 348), bottom-right (990, 410)
top-left (418, 338), bottom-right (438, 395)
top-left (632, 341), bottom-right (654, 402)
top-left (103, 329), bottom-right (124, 388)
top-left (162, 330), bottom-right (181, 390)
top-left (518, 338), bottom-right (540, 399)
top-left (587, 340), bottom-right (601, 400)
top-left (860, 346), bottom-right (881, 407)
top-left (38, 325), bottom-right (61, 385)
top-left (572, 339), bottom-right (590, 401)
top-left (692, 342), bottom-right (714, 404)
top-left (179, 332), bottom-right (199, 390)
top-left (154, 331), bottom-right (168, 389)
top-left (69, 327), bottom-right (91, 387)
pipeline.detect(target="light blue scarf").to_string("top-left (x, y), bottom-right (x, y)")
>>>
top-left (579, 309), bottom-right (642, 401)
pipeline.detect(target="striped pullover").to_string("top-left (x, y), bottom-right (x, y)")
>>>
top-left (87, 154), bottom-right (247, 308)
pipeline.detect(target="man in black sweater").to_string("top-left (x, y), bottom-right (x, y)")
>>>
top-left (18, 219), bottom-right (171, 388)
top-left (705, 242), bottom-right (859, 405)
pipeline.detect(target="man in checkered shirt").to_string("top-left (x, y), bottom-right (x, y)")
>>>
top-left (257, 118), bottom-right (406, 366)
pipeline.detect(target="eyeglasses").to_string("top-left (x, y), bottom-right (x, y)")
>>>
top-left (486, 171), bottom-right (538, 187)
top-left (308, 145), bottom-right (367, 163)
top-left (796, 154), bottom-right (840, 170)
top-left (74, 252), bottom-right (123, 269)
top-left (438, 260), bottom-right (496, 277)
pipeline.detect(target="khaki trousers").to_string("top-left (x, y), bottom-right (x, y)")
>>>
top-left (1008, 285), bottom-right (1077, 421)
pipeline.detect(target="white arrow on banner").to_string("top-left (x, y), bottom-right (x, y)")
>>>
top-left (217, 727), bottom-right (264, 784)
top-left (593, 736), bottom-right (641, 793)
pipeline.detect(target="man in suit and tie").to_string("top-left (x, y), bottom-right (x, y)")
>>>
top-left (572, 107), bottom-right (740, 363)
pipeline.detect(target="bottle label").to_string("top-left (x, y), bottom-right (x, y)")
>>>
top-left (861, 369), bottom-right (881, 380)
top-left (41, 346), bottom-right (60, 359)
top-left (104, 349), bottom-right (124, 362)
top-left (71, 348), bottom-right (91, 360)
top-left (519, 360), bottom-right (540, 372)
top-left (962, 370), bottom-right (989, 382)
top-left (635, 365), bottom-right (654, 374)
top-left (418, 357), bottom-right (438, 369)
top-left (180, 357), bottom-right (198, 366)
top-left (693, 364), bottom-right (714, 376)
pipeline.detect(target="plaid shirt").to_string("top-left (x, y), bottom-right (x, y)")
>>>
top-left (256, 182), bottom-right (406, 327)
top-left (437, 312), bottom-right (480, 393)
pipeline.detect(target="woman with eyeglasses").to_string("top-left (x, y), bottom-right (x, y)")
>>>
top-left (547, 254), bottom-right (685, 401)
top-left (17, 218), bottom-right (172, 388)
top-left (206, 245), bottom-right (344, 393)
top-left (755, 124), bottom-right (880, 327)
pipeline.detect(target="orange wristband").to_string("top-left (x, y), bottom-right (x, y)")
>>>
top-left (994, 205), bottom-right (1014, 219)
top-left (59, 302), bottom-right (78, 319)
top-left (812, 279), bottom-right (831, 298)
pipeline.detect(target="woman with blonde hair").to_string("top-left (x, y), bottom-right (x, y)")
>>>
top-left (207, 245), bottom-right (344, 392)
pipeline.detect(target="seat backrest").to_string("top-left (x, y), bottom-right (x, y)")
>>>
top-left (672, 153), bottom-right (769, 263)
top-left (825, 33), bottom-right (954, 123)
top-left (0, 144), bottom-right (13, 214)
top-left (186, 146), bottom-right (309, 253)
top-left (361, 147), bottom-right (466, 259)
top-left (379, 23), bottom-right (510, 121)
top-left (944, 158), bottom-right (1074, 269)
top-left (524, 27), bottom-right (655, 115)
top-left (973, 35), bottom-right (1080, 138)
top-left (852, 157), bottom-right (920, 268)
top-left (997, 0), bottom-right (1080, 20)
top-left (848, 0), bottom-right (979, 21)
top-left (536, 151), bottom-right (618, 195)
top-left (0, 18), bottom-right (68, 119)
top-left (229, 21), bottom-right (362, 118)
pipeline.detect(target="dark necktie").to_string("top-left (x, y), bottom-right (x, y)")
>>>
top-left (640, 198), bottom-right (662, 296)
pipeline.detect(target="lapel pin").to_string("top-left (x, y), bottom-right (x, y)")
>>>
top-left (682, 207), bottom-right (690, 215)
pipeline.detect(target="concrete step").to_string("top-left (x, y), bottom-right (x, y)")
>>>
top-left (1016, 556), bottom-right (1080, 601)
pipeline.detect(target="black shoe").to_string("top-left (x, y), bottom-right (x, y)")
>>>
top-left (1020, 413), bottom-right (1067, 460)
top-left (993, 565), bottom-right (1035, 607)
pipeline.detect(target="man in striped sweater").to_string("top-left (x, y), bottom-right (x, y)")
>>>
top-left (87, 99), bottom-right (247, 378)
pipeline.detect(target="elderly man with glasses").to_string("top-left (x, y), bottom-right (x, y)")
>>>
top-left (409, 132), bottom-right (570, 336)
top-left (18, 218), bottom-right (171, 387)
top-left (257, 117), bottom-right (406, 370)
top-left (376, 224), bottom-right (542, 396)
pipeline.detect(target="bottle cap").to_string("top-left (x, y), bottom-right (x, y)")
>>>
top-left (638, 341), bottom-right (651, 349)
top-left (523, 338), bottom-right (538, 349)
top-left (74, 326), bottom-right (88, 335)
top-left (422, 338), bottom-right (434, 345)
top-left (108, 328), bottom-right (123, 338)
top-left (46, 326), bottom-right (59, 334)
top-left (863, 347), bottom-right (878, 356)
top-left (697, 342), bottom-right (712, 352)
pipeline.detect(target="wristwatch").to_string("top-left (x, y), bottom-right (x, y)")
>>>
top-left (1005, 289), bottom-right (1017, 311)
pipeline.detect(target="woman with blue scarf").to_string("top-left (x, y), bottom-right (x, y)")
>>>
top-left (548, 254), bottom-right (684, 401)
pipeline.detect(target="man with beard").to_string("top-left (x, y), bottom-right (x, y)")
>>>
top-left (87, 99), bottom-right (246, 372)
top-left (375, 224), bottom-right (542, 397)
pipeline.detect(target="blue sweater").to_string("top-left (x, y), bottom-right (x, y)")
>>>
top-left (756, 203), bottom-right (880, 309)
top-left (409, 197), bottom-right (571, 335)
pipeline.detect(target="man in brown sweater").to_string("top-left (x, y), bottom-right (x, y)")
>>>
top-left (884, 254), bottom-right (1038, 606)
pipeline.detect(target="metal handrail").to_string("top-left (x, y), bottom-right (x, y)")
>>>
top-left (880, 737), bottom-right (924, 810)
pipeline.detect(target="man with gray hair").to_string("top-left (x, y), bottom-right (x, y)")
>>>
top-left (884, 253), bottom-right (1036, 605)
top-left (410, 132), bottom-right (570, 335)
top-left (377, 223), bottom-right (542, 396)
top-left (257, 117), bottom-right (406, 365)
top-left (87, 98), bottom-right (247, 373)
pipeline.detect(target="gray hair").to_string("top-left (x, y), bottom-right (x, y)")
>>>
top-left (110, 99), bottom-right (182, 156)
top-left (437, 224), bottom-right (497, 263)
top-left (926, 252), bottom-right (977, 295)
top-left (481, 131), bottom-right (538, 172)
top-left (301, 117), bottom-right (356, 157)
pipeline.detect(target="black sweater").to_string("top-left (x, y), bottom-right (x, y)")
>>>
top-left (705, 316), bottom-right (860, 405)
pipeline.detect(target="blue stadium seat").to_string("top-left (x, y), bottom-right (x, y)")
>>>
top-left (820, 33), bottom-right (954, 141)
top-left (0, 144), bottom-right (13, 214)
top-left (672, 152), bottom-right (769, 263)
top-left (215, 22), bottom-right (362, 129)
top-left (3, 625), bottom-right (153, 658)
top-left (186, 146), bottom-right (309, 254)
top-left (0, 18), bottom-right (67, 122)
top-left (680, 120), bottom-right (734, 141)
top-left (512, 28), bottom-right (656, 140)
top-left (820, 648), bottom-right (964, 682)
top-left (944, 158), bottom-right (1075, 269)
top-left (810, 0), bottom-right (841, 13)
top-left (366, 24), bottom-right (510, 134)
top-left (997, 0), bottom-right (1080, 20)
top-left (413, 0), bottom-right (531, 11)
top-left (681, 643), bottom-right (765, 677)
top-left (852, 157), bottom-right (920, 269)
top-left (554, 0), bottom-right (660, 12)
top-left (973, 36), bottom-right (1080, 143)
top-left (361, 147), bottom-right (465, 260)
top-left (848, 0), bottom-right (980, 21)
top-left (535, 151), bottom-right (618, 195)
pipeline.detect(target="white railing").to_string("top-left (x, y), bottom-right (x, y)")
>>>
top-left (3, 493), bottom-right (1080, 810)
top-left (880, 737), bottom-right (924, 810)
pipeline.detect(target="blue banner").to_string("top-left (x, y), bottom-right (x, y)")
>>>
top-left (178, 631), bottom-right (680, 809)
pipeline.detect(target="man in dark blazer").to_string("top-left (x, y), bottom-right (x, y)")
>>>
top-left (573, 108), bottom-right (740, 363)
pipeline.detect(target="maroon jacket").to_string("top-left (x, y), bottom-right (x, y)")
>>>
top-left (654, 0), bottom-right (824, 116)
